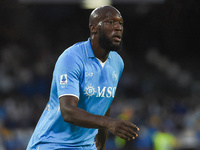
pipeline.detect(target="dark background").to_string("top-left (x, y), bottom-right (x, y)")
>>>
top-left (0, 0), bottom-right (200, 149)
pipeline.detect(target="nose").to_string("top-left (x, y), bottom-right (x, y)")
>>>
top-left (114, 21), bottom-right (123, 31)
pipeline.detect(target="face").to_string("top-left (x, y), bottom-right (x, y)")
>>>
top-left (98, 27), bottom-right (122, 53)
top-left (97, 10), bottom-right (124, 52)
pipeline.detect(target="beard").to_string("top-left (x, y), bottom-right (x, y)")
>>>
top-left (98, 29), bottom-right (122, 53)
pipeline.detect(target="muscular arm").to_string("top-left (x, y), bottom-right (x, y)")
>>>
top-left (60, 96), bottom-right (110, 129)
top-left (59, 96), bottom-right (139, 141)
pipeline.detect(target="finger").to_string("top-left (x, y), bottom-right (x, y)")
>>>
top-left (121, 125), bottom-right (139, 137)
top-left (126, 122), bottom-right (140, 131)
top-left (120, 129), bottom-right (137, 140)
top-left (117, 133), bottom-right (131, 141)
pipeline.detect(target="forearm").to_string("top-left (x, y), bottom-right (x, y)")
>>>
top-left (61, 105), bottom-right (111, 129)
top-left (60, 96), bottom-right (139, 141)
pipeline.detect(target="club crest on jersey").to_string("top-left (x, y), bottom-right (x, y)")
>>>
top-left (112, 71), bottom-right (118, 81)
top-left (60, 74), bottom-right (67, 85)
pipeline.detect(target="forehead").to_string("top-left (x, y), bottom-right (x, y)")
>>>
top-left (100, 9), bottom-right (122, 21)
top-left (89, 6), bottom-right (123, 25)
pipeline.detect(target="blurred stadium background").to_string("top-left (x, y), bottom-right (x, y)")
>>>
top-left (0, 0), bottom-right (200, 149)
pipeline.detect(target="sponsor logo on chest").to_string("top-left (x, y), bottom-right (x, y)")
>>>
top-left (84, 84), bottom-right (116, 98)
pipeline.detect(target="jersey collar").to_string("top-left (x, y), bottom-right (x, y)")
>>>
top-left (85, 38), bottom-right (111, 59)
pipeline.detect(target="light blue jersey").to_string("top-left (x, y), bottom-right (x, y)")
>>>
top-left (27, 38), bottom-right (124, 150)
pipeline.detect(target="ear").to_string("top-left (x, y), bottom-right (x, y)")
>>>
top-left (89, 24), bottom-right (97, 34)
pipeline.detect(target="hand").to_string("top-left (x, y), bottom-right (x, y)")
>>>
top-left (107, 118), bottom-right (139, 141)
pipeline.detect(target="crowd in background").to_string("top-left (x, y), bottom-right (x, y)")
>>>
top-left (1, 0), bottom-right (200, 149)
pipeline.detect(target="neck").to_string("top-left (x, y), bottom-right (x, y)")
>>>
top-left (90, 38), bottom-right (109, 62)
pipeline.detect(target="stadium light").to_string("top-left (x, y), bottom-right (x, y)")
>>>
top-left (81, 0), bottom-right (112, 9)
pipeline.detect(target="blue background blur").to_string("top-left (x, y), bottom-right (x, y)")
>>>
top-left (0, 0), bottom-right (200, 149)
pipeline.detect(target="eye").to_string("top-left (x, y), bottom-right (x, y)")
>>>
top-left (119, 21), bottom-right (123, 26)
top-left (107, 20), bottom-right (114, 24)
top-left (105, 20), bottom-right (123, 26)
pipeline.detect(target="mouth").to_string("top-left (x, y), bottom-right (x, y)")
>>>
top-left (112, 35), bottom-right (122, 43)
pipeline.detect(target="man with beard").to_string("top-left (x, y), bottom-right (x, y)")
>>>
top-left (27, 5), bottom-right (139, 150)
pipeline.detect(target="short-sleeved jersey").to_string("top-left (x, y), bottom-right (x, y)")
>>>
top-left (27, 38), bottom-right (124, 150)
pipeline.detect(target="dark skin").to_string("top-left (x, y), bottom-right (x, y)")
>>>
top-left (60, 6), bottom-right (139, 150)
top-left (89, 5), bottom-right (123, 62)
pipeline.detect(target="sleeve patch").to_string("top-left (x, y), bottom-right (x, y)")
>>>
top-left (60, 74), bottom-right (68, 85)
